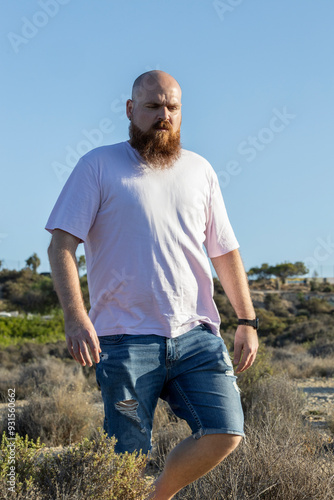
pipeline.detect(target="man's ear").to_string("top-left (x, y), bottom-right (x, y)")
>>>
top-left (126, 99), bottom-right (133, 120)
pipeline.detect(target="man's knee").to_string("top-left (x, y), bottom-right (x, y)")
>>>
top-left (218, 433), bottom-right (242, 451)
top-left (201, 433), bottom-right (242, 459)
top-left (226, 433), bottom-right (243, 453)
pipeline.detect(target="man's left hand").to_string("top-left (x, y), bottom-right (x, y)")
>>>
top-left (233, 325), bottom-right (259, 373)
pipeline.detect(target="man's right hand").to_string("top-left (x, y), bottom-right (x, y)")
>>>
top-left (65, 315), bottom-right (101, 367)
top-left (48, 229), bottom-right (102, 367)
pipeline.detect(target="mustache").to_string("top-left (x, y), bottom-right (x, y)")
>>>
top-left (152, 120), bottom-right (173, 131)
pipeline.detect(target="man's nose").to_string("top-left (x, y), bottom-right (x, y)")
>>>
top-left (157, 106), bottom-right (169, 121)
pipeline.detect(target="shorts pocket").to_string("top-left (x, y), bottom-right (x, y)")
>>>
top-left (98, 334), bottom-right (125, 345)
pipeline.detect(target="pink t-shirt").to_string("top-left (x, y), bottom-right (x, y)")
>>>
top-left (46, 141), bottom-right (239, 338)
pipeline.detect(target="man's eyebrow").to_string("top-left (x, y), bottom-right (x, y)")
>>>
top-left (145, 101), bottom-right (180, 107)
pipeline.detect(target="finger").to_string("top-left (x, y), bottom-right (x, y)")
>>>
top-left (236, 359), bottom-right (249, 373)
top-left (79, 340), bottom-right (93, 367)
top-left (87, 337), bottom-right (101, 363)
top-left (71, 339), bottom-right (87, 366)
top-left (235, 347), bottom-right (250, 373)
top-left (66, 338), bottom-right (79, 363)
top-left (236, 351), bottom-right (257, 373)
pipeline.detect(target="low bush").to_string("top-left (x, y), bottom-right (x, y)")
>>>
top-left (271, 348), bottom-right (334, 378)
top-left (255, 308), bottom-right (288, 338)
top-left (0, 341), bottom-right (71, 371)
top-left (0, 358), bottom-right (101, 446)
top-left (0, 356), bottom-right (91, 401)
top-left (303, 297), bottom-right (333, 315)
top-left (274, 318), bottom-right (334, 347)
top-left (0, 315), bottom-right (65, 348)
top-left (264, 293), bottom-right (291, 317)
top-left (12, 386), bottom-right (100, 447)
top-left (0, 428), bottom-right (154, 499)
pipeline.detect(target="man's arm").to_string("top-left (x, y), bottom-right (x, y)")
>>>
top-left (48, 229), bottom-right (101, 367)
top-left (211, 248), bottom-right (258, 373)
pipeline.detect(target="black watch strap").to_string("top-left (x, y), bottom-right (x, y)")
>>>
top-left (238, 318), bottom-right (259, 330)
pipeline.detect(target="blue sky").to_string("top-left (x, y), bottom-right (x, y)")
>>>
top-left (1, 0), bottom-right (333, 277)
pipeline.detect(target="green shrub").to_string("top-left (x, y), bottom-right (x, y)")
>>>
top-left (304, 297), bottom-right (333, 315)
top-left (275, 318), bottom-right (334, 347)
top-left (264, 293), bottom-right (291, 317)
top-left (0, 429), bottom-right (154, 499)
top-left (256, 308), bottom-right (288, 337)
top-left (0, 315), bottom-right (65, 348)
top-left (0, 432), bottom-right (44, 499)
top-left (2, 269), bottom-right (59, 314)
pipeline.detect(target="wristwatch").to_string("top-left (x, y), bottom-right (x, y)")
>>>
top-left (237, 318), bottom-right (259, 330)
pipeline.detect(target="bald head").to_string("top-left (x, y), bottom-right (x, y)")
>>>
top-left (126, 70), bottom-right (182, 136)
top-left (131, 70), bottom-right (181, 103)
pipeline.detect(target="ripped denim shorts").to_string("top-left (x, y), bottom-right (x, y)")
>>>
top-left (95, 323), bottom-right (244, 454)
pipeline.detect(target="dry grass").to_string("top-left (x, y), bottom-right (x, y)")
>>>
top-left (0, 341), bottom-right (70, 371)
top-left (328, 413), bottom-right (334, 434)
top-left (0, 356), bottom-right (93, 401)
top-left (0, 358), bottom-right (102, 446)
top-left (269, 344), bottom-right (334, 378)
top-left (151, 376), bottom-right (334, 500)
top-left (13, 386), bottom-right (101, 446)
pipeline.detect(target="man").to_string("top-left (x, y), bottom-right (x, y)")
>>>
top-left (46, 70), bottom-right (258, 500)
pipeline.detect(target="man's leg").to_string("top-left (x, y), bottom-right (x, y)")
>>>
top-left (96, 334), bottom-right (166, 454)
top-left (148, 433), bottom-right (242, 500)
top-left (149, 325), bottom-right (245, 499)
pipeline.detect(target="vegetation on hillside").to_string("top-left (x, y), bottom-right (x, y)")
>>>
top-left (248, 261), bottom-right (308, 282)
top-left (0, 256), bottom-right (334, 498)
top-left (0, 256), bottom-right (333, 352)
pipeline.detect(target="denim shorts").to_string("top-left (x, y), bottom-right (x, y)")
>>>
top-left (95, 324), bottom-right (244, 454)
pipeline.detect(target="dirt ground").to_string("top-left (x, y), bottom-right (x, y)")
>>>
top-left (295, 377), bottom-right (334, 437)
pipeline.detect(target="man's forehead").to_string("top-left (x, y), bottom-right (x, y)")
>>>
top-left (142, 88), bottom-right (180, 104)
top-left (132, 73), bottom-right (181, 104)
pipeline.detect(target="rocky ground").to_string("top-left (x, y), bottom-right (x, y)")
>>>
top-left (295, 377), bottom-right (334, 437)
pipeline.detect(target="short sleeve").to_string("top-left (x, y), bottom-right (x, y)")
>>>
top-left (203, 170), bottom-right (239, 258)
top-left (45, 158), bottom-right (101, 242)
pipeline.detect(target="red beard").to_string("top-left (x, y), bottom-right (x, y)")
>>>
top-left (129, 120), bottom-right (181, 169)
